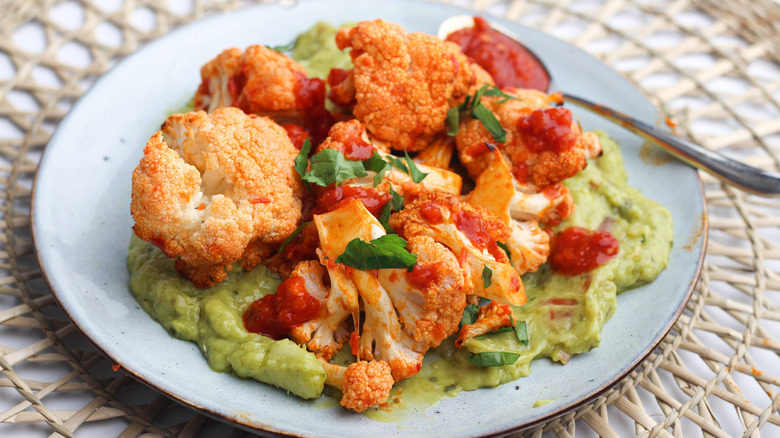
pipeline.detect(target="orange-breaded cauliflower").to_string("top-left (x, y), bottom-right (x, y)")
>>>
top-left (311, 120), bottom-right (463, 216)
top-left (131, 107), bottom-right (304, 288)
top-left (455, 301), bottom-right (515, 347)
top-left (456, 88), bottom-right (601, 190)
top-left (321, 360), bottom-right (394, 412)
top-left (194, 45), bottom-right (324, 115)
top-left (334, 19), bottom-right (474, 151)
top-left (289, 259), bottom-right (358, 361)
top-left (281, 200), bottom-right (471, 410)
top-left (377, 235), bottom-right (468, 351)
top-left (466, 152), bottom-right (552, 275)
top-left (389, 192), bottom-right (526, 306)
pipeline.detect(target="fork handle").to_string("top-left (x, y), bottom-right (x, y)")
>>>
top-left (563, 93), bottom-right (780, 197)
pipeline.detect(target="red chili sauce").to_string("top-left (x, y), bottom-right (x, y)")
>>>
top-left (339, 125), bottom-right (374, 161)
top-left (453, 209), bottom-right (505, 261)
top-left (420, 202), bottom-right (444, 224)
top-left (446, 16), bottom-right (550, 91)
top-left (243, 276), bottom-right (321, 340)
top-left (406, 262), bottom-right (444, 289)
top-left (280, 223), bottom-right (320, 265)
top-left (549, 226), bottom-right (619, 276)
top-left (517, 107), bottom-right (577, 153)
top-left (282, 123), bottom-right (310, 150)
top-left (315, 185), bottom-right (392, 217)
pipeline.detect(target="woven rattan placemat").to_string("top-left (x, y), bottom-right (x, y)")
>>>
top-left (1, 0), bottom-right (779, 436)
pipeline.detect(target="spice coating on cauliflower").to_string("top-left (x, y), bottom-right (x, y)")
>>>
top-left (456, 88), bottom-right (601, 190)
top-left (377, 235), bottom-right (468, 350)
top-left (335, 19), bottom-right (474, 151)
top-left (321, 360), bottom-right (394, 412)
top-left (194, 45), bottom-right (324, 115)
top-left (131, 108), bottom-right (304, 288)
top-left (389, 191), bottom-right (526, 306)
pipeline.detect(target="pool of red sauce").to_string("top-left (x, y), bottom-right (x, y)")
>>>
top-left (446, 16), bottom-right (550, 91)
top-left (315, 185), bottom-right (391, 217)
top-left (243, 276), bottom-right (321, 340)
top-left (549, 226), bottom-right (619, 276)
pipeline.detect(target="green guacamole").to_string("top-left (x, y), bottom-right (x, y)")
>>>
top-left (127, 238), bottom-right (325, 399)
top-left (291, 21), bottom-right (353, 79)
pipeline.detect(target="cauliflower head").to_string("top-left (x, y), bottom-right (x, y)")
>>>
top-left (335, 19), bottom-right (474, 151)
top-left (131, 107), bottom-right (304, 288)
top-left (389, 191), bottom-right (526, 306)
top-left (194, 44), bottom-right (326, 115)
top-left (465, 152), bottom-right (553, 274)
top-left (455, 88), bottom-right (602, 190)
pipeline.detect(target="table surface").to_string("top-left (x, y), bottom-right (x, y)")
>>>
top-left (1, 0), bottom-right (779, 437)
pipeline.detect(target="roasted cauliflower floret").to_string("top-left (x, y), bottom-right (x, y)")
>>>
top-left (288, 260), bottom-right (358, 361)
top-left (456, 88), bottom-right (601, 190)
top-left (334, 19), bottom-right (473, 151)
top-left (321, 360), bottom-right (394, 412)
top-left (312, 120), bottom-right (462, 215)
top-left (466, 152), bottom-right (552, 274)
top-left (377, 235), bottom-right (468, 350)
top-left (389, 192), bottom-right (526, 306)
top-left (313, 200), bottom-right (427, 381)
top-left (131, 108), bottom-right (304, 288)
top-left (194, 45), bottom-right (324, 114)
top-left (455, 301), bottom-right (515, 347)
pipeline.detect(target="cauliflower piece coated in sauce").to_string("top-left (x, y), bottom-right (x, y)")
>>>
top-left (131, 108), bottom-right (304, 288)
top-left (194, 45), bottom-right (323, 115)
top-left (456, 88), bottom-right (601, 191)
top-left (389, 191), bottom-right (526, 306)
top-left (334, 19), bottom-right (475, 152)
top-left (194, 45), bottom-right (333, 146)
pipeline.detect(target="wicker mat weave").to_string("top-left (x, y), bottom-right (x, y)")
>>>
top-left (1, 0), bottom-right (779, 436)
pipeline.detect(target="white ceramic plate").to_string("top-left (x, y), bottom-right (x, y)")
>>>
top-left (32, 1), bottom-right (706, 436)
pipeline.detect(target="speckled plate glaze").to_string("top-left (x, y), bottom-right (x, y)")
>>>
top-left (32, 1), bottom-right (706, 436)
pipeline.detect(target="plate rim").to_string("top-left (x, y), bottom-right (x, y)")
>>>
top-left (30, 1), bottom-right (708, 436)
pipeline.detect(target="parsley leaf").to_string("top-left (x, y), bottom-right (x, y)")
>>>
top-left (303, 149), bottom-right (367, 186)
top-left (467, 352), bottom-right (520, 367)
top-left (389, 185), bottom-right (404, 212)
top-left (293, 139), bottom-right (311, 179)
top-left (277, 221), bottom-right (311, 255)
top-left (378, 203), bottom-right (394, 234)
top-left (404, 150), bottom-right (429, 183)
top-left (335, 234), bottom-right (417, 270)
top-left (446, 106), bottom-right (460, 137)
top-left (267, 39), bottom-right (296, 53)
top-left (363, 152), bottom-right (392, 187)
top-left (386, 155), bottom-right (410, 175)
top-left (446, 84), bottom-right (517, 143)
top-left (514, 321), bottom-right (529, 346)
top-left (472, 103), bottom-right (507, 143)
top-left (496, 241), bottom-right (512, 263)
top-left (460, 304), bottom-right (480, 327)
top-left (482, 265), bottom-right (493, 288)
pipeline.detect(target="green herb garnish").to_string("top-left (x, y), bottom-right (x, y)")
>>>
top-left (467, 351), bottom-right (520, 367)
top-left (303, 149), bottom-right (367, 186)
top-left (446, 84), bottom-right (519, 142)
top-left (481, 265), bottom-right (493, 288)
top-left (404, 150), bottom-right (428, 183)
top-left (460, 303), bottom-right (479, 327)
top-left (378, 203), bottom-right (394, 234)
top-left (335, 234), bottom-right (417, 270)
top-left (497, 241), bottom-right (512, 263)
top-left (363, 151), bottom-right (392, 187)
top-left (277, 221), bottom-right (311, 255)
top-left (293, 139), bottom-right (312, 179)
